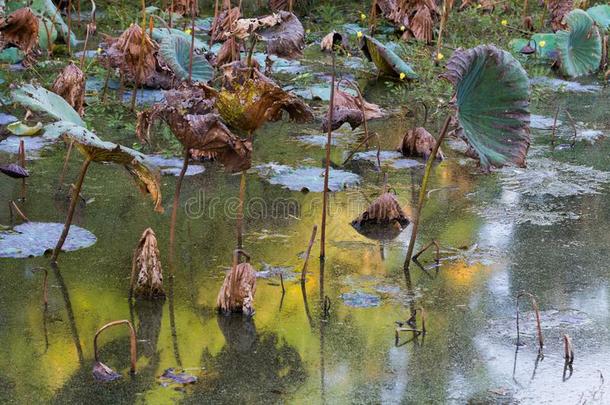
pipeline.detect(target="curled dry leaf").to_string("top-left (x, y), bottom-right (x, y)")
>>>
top-left (360, 35), bottom-right (418, 79)
top-left (231, 11), bottom-right (305, 59)
top-left (320, 31), bottom-right (347, 52)
top-left (210, 7), bottom-right (241, 43)
top-left (0, 7), bottom-right (39, 55)
top-left (169, 0), bottom-right (198, 16)
top-left (321, 86), bottom-right (383, 131)
top-left (216, 61), bottom-right (313, 133)
top-left (351, 193), bottom-right (410, 240)
top-left (52, 62), bottom-right (86, 117)
top-left (397, 127), bottom-right (444, 160)
top-left (137, 85), bottom-right (252, 173)
top-left (547, 0), bottom-right (573, 31)
top-left (215, 36), bottom-right (241, 67)
top-left (216, 262), bottom-right (257, 315)
top-left (376, 0), bottom-right (438, 42)
top-left (131, 228), bottom-right (165, 299)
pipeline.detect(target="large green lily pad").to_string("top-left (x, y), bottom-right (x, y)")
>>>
top-left (442, 45), bottom-right (531, 169)
top-left (11, 84), bottom-right (85, 126)
top-left (587, 5), bottom-right (610, 32)
top-left (556, 9), bottom-right (602, 78)
top-left (360, 35), bottom-right (418, 79)
top-left (158, 34), bottom-right (214, 83)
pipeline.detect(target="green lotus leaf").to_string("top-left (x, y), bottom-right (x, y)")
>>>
top-left (556, 9), bottom-right (602, 78)
top-left (30, 0), bottom-right (78, 48)
top-left (359, 35), bottom-right (418, 79)
top-left (442, 45), bottom-right (530, 169)
top-left (158, 34), bottom-right (214, 83)
top-left (11, 84), bottom-right (84, 126)
top-left (7, 121), bottom-right (43, 136)
top-left (44, 121), bottom-right (163, 212)
top-left (151, 28), bottom-right (207, 51)
top-left (38, 17), bottom-right (58, 50)
top-left (587, 5), bottom-right (610, 32)
top-left (0, 47), bottom-right (24, 64)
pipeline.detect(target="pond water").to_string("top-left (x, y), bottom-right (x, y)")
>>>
top-left (3, 7), bottom-right (610, 405)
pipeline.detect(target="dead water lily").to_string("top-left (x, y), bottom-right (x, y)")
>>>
top-left (352, 193), bottom-right (410, 240)
top-left (52, 62), bottom-right (86, 117)
top-left (0, 7), bottom-right (39, 57)
top-left (216, 251), bottom-right (257, 315)
top-left (320, 31), bottom-right (347, 53)
top-left (130, 228), bottom-right (165, 299)
top-left (0, 163), bottom-right (29, 179)
top-left (397, 127), bottom-right (444, 160)
top-left (169, 0), bottom-right (198, 16)
top-left (322, 86), bottom-right (383, 132)
top-left (230, 11), bottom-right (305, 59)
top-left (99, 24), bottom-right (175, 89)
top-left (216, 62), bottom-right (314, 134)
top-left (375, 0), bottom-right (438, 42)
top-left (210, 6), bottom-right (241, 43)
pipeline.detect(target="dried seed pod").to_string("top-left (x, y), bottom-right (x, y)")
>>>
top-left (52, 62), bottom-right (86, 116)
top-left (216, 262), bottom-right (257, 315)
top-left (130, 228), bottom-right (165, 299)
top-left (397, 127), bottom-right (444, 160)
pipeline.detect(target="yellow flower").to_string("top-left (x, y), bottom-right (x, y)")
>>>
top-left (501, 19), bottom-right (508, 26)
top-left (96, 47), bottom-right (102, 54)
top-left (306, 29), bottom-right (311, 34)
top-left (476, 4), bottom-right (482, 8)
top-left (360, 13), bottom-right (367, 21)
top-left (357, 31), bottom-right (363, 39)
top-left (399, 72), bottom-right (406, 80)
top-left (539, 40), bottom-right (546, 48)
top-left (400, 25), bottom-right (406, 31)
top-left (184, 28), bottom-right (192, 35)
top-left (436, 52), bottom-right (444, 61)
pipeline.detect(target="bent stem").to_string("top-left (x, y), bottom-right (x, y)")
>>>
top-left (51, 157), bottom-right (92, 264)
top-left (403, 116), bottom-right (451, 272)
top-left (59, 140), bottom-right (75, 188)
top-left (188, 0), bottom-right (196, 83)
top-left (516, 291), bottom-right (544, 353)
top-left (301, 224), bottom-right (318, 283)
top-left (320, 52), bottom-right (336, 259)
top-left (94, 320), bottom-right (137, 374)
top-left (236, 171), bottom-right (246, 250)
top-left (169, 149), bottom-right (190, 267)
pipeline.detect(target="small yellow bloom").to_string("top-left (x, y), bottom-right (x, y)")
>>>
top-left (399, 72), bottom-right (406, 80)
top-left (476, 4), bottom-right (482, 8)
top-left (539, 40), bottom-right (546, 48)
top-left (400, 25), bottom-right (406, 31)
top-left (357, 31), bottom-right (363, 39)
top-left (360, 13), bottom-right (367, 21)
top-left (306, 29), bottom-right (311, 34)
top-left (96, 47), bottom-right (102, 54)
top-left (184, 28), bottom-right (192, 35)
top-left (436, 52), bottom-right (444, 61)
top-left (501, 19), bottom-right (508, 26)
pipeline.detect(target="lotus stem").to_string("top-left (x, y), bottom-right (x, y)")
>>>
top-left (169, 0), bottom-right (175, 28)
top-left (67, 0), bottom-right (72, 56)
top-left (94, 320), bottom-right (137, 374)
top-left (320, 52), bottom-right (336, 259)
top-left (436, 0), bottom-right (453, 59)
top-left (369, 0), bottom-right (378, 35)
top-left (209, 0), bottom-right (219, 47)
top-left (516, 292), bottom-right (544, 353)
top-left (42, 19), bottom-right (53, 56)
top-left (188, 0), bottom-right (196, 84)
top-left (403, 115), bottom-right (451, 272)
top-left (566, 110), bottom-right (577, 147)
top-left (80, 24), bottom-right (91, 70)
top-left (522, 0), bottom-right (528, 18)
top-left (341, 131), bottom-right (380, 166)
top-left (236, 171), bottom-right (246, 250)
top-left (51, 156), bottom-right (92, 264)
top-left (101, 68), bottom-right (111, 102)
top-left (550, 105), bottom-right (560, 148)
top-left (280, 272), bottom-right (285, 295)
top-left (19, 140), bottom-right (26, 200)
top-left (33, 267), bottom-right (49, 308)
top-left (562, 334), bottom-right (574, 365)
top-left (301, 224), bottom-right (318, 283)
top-left (9, 200), bottom-right (29, 223)
top-left (169, 149), bottom-right (190, 267)
top-left (412, 239), bottom-right (440, 263)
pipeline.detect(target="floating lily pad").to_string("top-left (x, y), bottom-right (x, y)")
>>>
top-left (341, 291), bottom-right (381, 308)
top-left (256, 163), bottom-right (360, 192)
top-left (0, 135), bottom-right (54, 158)
top-left (0, 222), bottom-right (97, 258)
top-left (352, 150), bottom-right (422, 169)
top-left (147, 155), bottom-right (205, 176)
top-left (530, 114), bottom-right (562, 130)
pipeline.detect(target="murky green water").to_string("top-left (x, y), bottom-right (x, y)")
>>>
top-left (3, 4), bottom-right (610, 402)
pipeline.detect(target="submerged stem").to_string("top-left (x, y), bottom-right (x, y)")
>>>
top-left (403, 116), bottom-right (451, 273)
top-left (169, 149), bottom-right (190, 267)
top-left (320, 53), bottom-right (336, 259)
